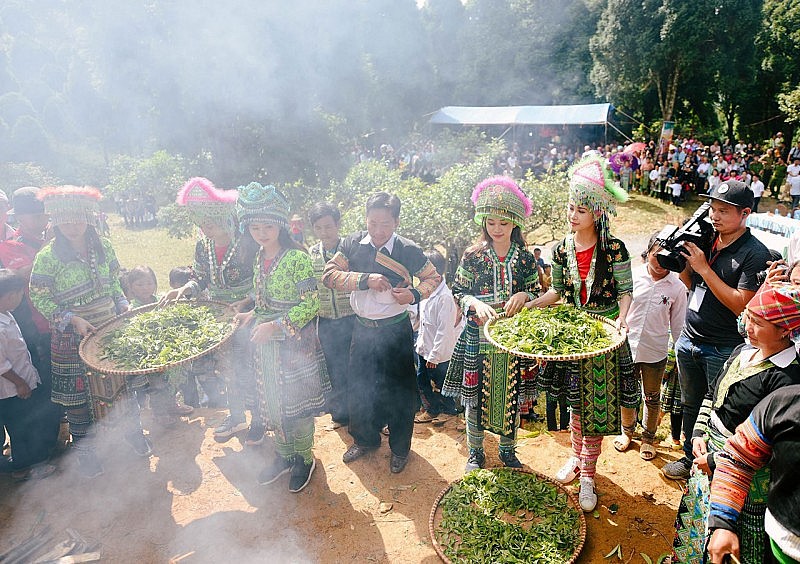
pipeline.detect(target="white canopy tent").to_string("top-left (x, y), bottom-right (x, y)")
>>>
top-left (428, 103), bottom-right (613, 126)
top-left (427, 103), bottom-right (629, 143)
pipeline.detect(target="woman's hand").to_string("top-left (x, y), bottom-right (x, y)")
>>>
top-left (71, 316), bottom-right (95, 337)
top-left (691, 436), bottom-right (708, 458)
top-left (694, 453), bottom-right (712, 475)
top-left (504, 292), bottom-right (528, 317)
top-left (250, 321), bottom-right (279, 344)
top-left (229, 297), bottom-right (254, 314)
top-left (158, 283), bottom-right (192, 306)
top-left (234, 310), bottom-right (255, 328)
top-left (472, 301), bottom-right (498, 324)
top-left (707, 528), bottom-right (739, 564)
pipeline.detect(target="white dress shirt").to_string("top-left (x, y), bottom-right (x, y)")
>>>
top-left (349, 233), bottom-right (409, 320)
top-left (0, 311), bottom-right (40, 399)
top-left (625, 265), bottom-right (688, 364)
top-left (415, 278), bottom-right (464, 364)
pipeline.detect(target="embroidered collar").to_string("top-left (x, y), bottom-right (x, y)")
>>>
top-left (204, 235), bottom-right (240, 288)
top-left (565, 234), bottom-right (597, 307)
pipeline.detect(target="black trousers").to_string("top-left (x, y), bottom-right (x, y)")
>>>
top-left (318, 315), bottom-right (355, 423)
top-left (348, 317), bottom-right (416, 457)
top-left (0, 388), bottom-right (52, 470)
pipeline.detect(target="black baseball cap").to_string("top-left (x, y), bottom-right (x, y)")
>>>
top-left (707, 180), bottom-right (754, 209)
top-left (12, 186), bottom-right (45, 215)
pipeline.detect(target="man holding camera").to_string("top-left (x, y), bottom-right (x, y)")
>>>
top-left (662, 180), bottom-right (771, 480)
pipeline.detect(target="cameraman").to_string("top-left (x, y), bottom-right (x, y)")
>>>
top-left (662, 180), bottom-right (771, 480)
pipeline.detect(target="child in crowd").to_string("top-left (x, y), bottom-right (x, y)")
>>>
top-left (0, 269), bottom-right (56, 481)
top-left (414, 250), bottom-right (463, 425)
top-left (124, 265), bottom-right (158, 307)
top-left (670, 178), bottom-right (682, 206)
top-left (124, 265), bottom-right (194, 425)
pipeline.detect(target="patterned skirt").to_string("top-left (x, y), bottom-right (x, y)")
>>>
top-left (536, 339), bottom-right (638, 436)
top-left (443, 320), bottom-right (538, 437)
top-left (660, 349), bottom-right (682, 415)
top-left (672, 424), bottom-right (769, 563)
top-left (254, 321), bottom-right (330, 433)
top-left (51, 297), bottom-right (147, 408)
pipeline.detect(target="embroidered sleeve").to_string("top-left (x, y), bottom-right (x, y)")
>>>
top-left (518, 253), bottom-right (540, 299)
top-left (610, 239), bottom-right (633, 297)
top-left (192, 239), bottom-right (211, 292)
top-left (322, 235), bottom-right (369, 291)
top-left (451, 253), bottom-right (479, 311)
top-left (708, 414), bottom-right (773, 531)
top-left (29, 246), bottom-right (63, 324)
top-left (103, 239), bottom-right (125, 302)
top-left (550, 241), bottom-right (567, 297)
top-left (413, 259), bottom-right (442, 301)
top-left (280, 251), bottom-right (319, 333)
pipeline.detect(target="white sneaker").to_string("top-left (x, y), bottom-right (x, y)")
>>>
top-left (579, 477), bottom-right (597, 512)
top-left (554, 456), bottom-right (581, 484)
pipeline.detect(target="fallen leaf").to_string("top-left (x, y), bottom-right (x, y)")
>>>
top-left (593, 510), bottom-right (600, 519)
top-left (604, 544), bottom-right (621, 559)
top-left (641, 553), bottom-right (653, 564)
top-left (641, 492), bottom-right (656, 502)
top-left (379, 502), bottom-right (393, 514)
top-left (607, 518), bottom-right (618, 527)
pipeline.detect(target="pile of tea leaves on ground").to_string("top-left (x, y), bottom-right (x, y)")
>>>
top-left (436, 469), bottom-right (582, 563)
top-left (100, 303), bottom-right (231, 369)
top-left (487, 305), bottom-right (612, 356)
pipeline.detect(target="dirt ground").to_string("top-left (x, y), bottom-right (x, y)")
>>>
top-left (1, 404), bottom-right (684, 564)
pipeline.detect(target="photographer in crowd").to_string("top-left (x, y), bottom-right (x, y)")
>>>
top-left (662, 180), bottom-right (771, 480)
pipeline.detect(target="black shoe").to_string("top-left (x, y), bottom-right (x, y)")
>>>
top-left (245, 424), bottom-right (266, 446)
top-left (288, 456), bottom-right (315, 493)
top-left (499, 449), bottom-right (523, 468)
top-left (258, 455), bottom-right (293, 485)
top-left (125, 432), bottom-right (153, 457)
top-left (78, 453), bottom-right (104, 479)
top-left (464, 449), bottom-right (485, 472)
top-left (390, 453), bottom-right (408, 474)
top-left (342, 443), bottom-right (377, 464)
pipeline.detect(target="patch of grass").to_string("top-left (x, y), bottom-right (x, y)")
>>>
top-left (107, 214), bottom-right (194, 292)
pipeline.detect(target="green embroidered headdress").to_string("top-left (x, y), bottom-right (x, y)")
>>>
top-left (568, 155), bottom-right (628, 246)
top-left (236, 182), bottom-right (290, 230)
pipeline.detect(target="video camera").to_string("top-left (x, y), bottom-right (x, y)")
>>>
top-left (654, 202), bottom-right (715, 272)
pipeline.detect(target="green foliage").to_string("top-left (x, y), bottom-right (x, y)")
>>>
top-left (521, 171), bottom-right (569, 241)
top-left (106, 150), bottom-right (188, 208)
top-left (0, 162), bottom-right (59, 195)
top-left (156, 203), bottom-right (194, 239)
top-left (778, 90), bottom-right (800, 124)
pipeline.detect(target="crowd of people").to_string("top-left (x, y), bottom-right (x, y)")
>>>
top-left (3, 139), bottom-right (800, 562)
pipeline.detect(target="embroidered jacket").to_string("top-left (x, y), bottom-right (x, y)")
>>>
top-left (192, 232), bottom-right (259, 303)
top-left (30, 238), bottom-right (126, 327)
top-left (551, 235), bottom-right (632, 318)
top-left (253, 248), bottom-right (319, 334)
top-left (709, 385), bottom-right (800, 549)
top-left (451, 242), bottom-right (539, 312)
top-left (322, 230), bottom-right (440, 308)
top-left (309, 239), bottom-right (354, 319)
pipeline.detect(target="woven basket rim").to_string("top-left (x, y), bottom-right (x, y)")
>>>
top-left (428, 467), bottom-right (587, 564)
top-left (78, 300), bottom-right (239, 376)
top-left (484, 308), bottom-right (626, 361)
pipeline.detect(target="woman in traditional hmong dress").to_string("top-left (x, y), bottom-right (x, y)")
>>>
top-left (529, 155), bottom-right (637, 512)
top-left (234, 182), bottom-right (329, 493)
top-left (442, 177), bottom-right (539, 473)
top-left (29, 186), bottom-right (148, 477)
top-left (167, 178), bottom-right (263, 443)
top-left (672, 282), bottom-right (800, 563)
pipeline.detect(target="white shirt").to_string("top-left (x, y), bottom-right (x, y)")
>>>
top-left (649, 169), bottom-right (660, 182)
top-left (625, 265), bottom-right (688, 363)
top-left (349, 233), bottom-right (409, 320)
top-left (415, 279), bottom-right (464, 364)
top-left (0, 311), bottom-right (40, 400)
top-left (671, 182), bottom-right (682, 196)
top-left (751, 180), bottom-right (765, 198)
top-left (787, 164), bottom-right (800, 193)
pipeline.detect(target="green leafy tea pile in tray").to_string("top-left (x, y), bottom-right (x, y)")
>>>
top-left (100, 303), bottom-right (231, 369)
top-left (488, 305), bottom-right (612, 356)
top-left (436, 469), bottom-right (582, 563)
